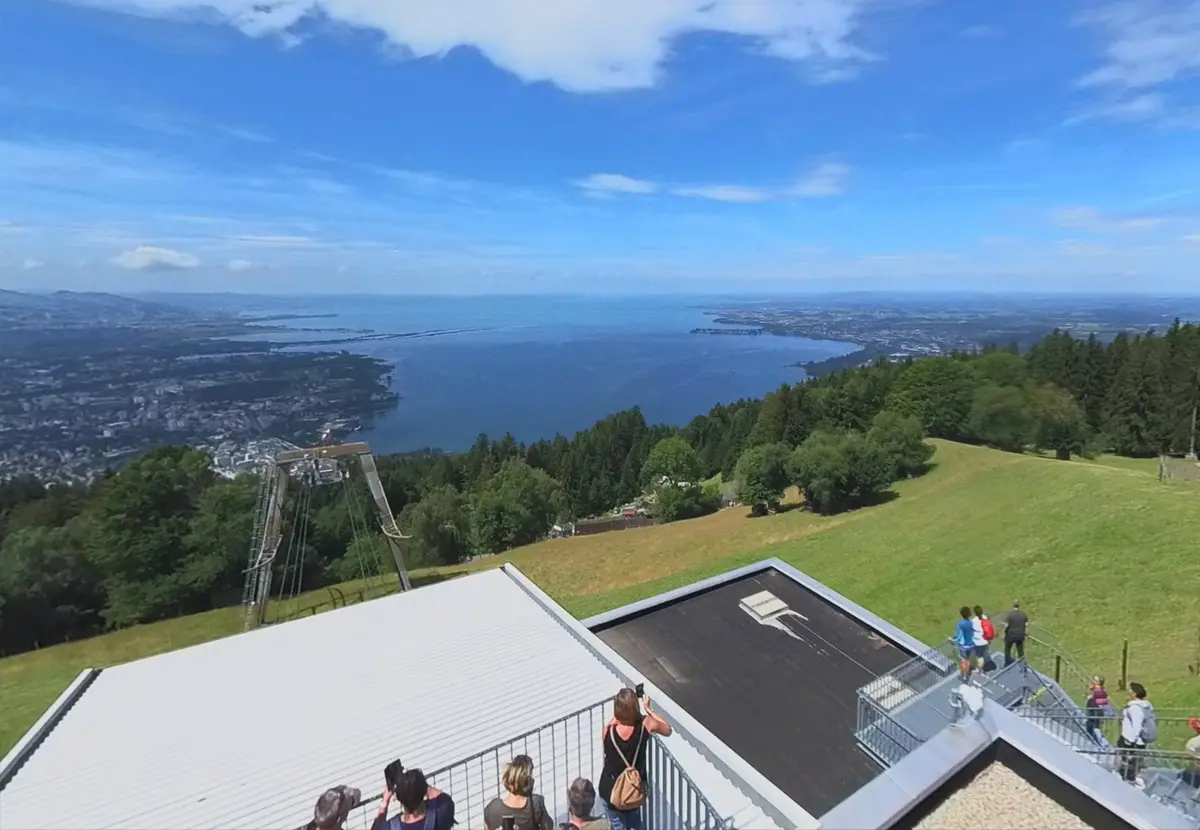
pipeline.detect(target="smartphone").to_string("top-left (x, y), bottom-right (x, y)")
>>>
top-left (502, 817), bottom-right (516, 830)
top-left (635, 682), bottom-right (644, 697)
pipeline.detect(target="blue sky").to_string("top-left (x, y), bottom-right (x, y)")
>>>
top-left (1, 0), bottom-right (1199, 294)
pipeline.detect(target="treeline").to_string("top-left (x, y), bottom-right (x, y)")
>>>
top-left (2, 321), bottom-right (1198, 657)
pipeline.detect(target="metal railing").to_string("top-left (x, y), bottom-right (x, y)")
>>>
top-left (855, 693), bottom-right (926, 767)
top-left (858, 640), bottom-right (957, 711)
top-left (1014, 705), bottom-right (1199, 753)
top-left (1075, 746), bottom-right (1200, 819)
top-left (352, 696), bottom-right (727, 830)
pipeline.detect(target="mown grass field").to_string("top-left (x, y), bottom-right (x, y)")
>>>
top-left (3, 440), bottom-right (1199, 755)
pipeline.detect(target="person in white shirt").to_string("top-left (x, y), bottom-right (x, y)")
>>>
top-left (1119, 682), bottom-right (1154, 786)
top-left (968, 608), bottom-right (988, 673)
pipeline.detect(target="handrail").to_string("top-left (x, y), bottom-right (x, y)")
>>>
top-left (354, 696), bottom-right (727, 829)
top-left (358, 697), bottom-right (613, 811)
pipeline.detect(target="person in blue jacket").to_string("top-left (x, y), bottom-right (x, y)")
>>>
top-left (954, 606), bottom-right (976, 682)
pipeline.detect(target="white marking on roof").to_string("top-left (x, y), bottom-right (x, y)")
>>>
top-left (739, 590), bottom-right (810, 642)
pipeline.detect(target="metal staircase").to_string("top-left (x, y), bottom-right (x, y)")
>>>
top-left (855, 630), bottom-right (1200, 824)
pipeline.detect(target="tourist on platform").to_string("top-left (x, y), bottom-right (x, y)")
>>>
top-left (1118, 682), bottom-right (1156, 787)
top-left (1001, 600), bottom-right (1029, 667)
top-left (954, 606), bottom-right (976, 682)
top-left (600, 687), bottom-right (672, 830)
top-left (560, 778), bottom-right (611, 830)
top-left (483, 755), bottom-right (554, 830)
top-left (372, 761), bottom-right (455, 830)
top-left (302, 785), bottom-right (362, 830)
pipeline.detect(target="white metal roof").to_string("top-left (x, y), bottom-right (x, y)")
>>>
top-left (0, 566), bottom-right (787, 830)
top-left (1, 569), bottom-right (630, 829)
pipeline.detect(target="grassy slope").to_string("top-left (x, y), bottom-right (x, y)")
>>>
top-left (3, 441), bottom-right (1198, 755)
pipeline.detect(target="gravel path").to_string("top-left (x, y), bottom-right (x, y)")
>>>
top-left (914, 761), bottom-right (1095, 830)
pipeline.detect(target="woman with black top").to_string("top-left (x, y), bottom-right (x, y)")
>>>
top-left (599, 687), bottom-right (673, 830)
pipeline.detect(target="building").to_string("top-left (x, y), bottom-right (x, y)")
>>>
top-left (1, 559), bottom-right (1197, 830)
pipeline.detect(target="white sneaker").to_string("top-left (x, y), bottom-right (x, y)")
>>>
top-left (1135, 776), bottom-right (1146, 790)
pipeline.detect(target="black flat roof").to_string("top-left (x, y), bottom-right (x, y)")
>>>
top-left (593, 568), bottom-right (913, 816)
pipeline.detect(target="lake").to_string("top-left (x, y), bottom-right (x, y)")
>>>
top-left (211, 294), bottom-right (857, 453)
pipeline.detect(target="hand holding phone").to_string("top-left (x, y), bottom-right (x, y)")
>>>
top-left (635, 682), bottom-right (644, 698)
top-left (502, 816), bottom-right (516, 830)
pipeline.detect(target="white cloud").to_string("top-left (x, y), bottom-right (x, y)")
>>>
top-left (216, 125), bottom-right (273, 143)
top-left (672, 184), bottom-right (773, 203)
top-left (59, 0), bottom-right (883, 92)
top-left (1077, 1), bottom-right (1200, 90)
top-left (1073, 1), bottom-right (1200, 126)
top-left (22, 256), bottom-right (44, 270)
top-left (669, 161), bottom-right (852, 202)
top-left (236, 234), bottom-right (316, 247)
top-left (112, 245), bottom-right (199, 271)
top-left (787, 161), bottom-right (852, 197)
top-left (1049, 204), bottom-right (1166, 232)
top-left (228, 258), bottom-right (253, 271)
top-left (1184, 233), bottom-right (1200, 244)
top-left (961, 24), bottom-right (1002, 39)
top-left (574, 173), bottom-right (658, 195)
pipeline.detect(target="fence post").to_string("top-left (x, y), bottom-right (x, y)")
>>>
top-left (1054, 654), bottom-right (1062, 684)
top-left (1119, 639), bottom-right (1129, 691)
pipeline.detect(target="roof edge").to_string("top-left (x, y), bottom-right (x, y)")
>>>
top-left (0, 667), bottom-right (101, 792)
top-left (819, 715), bottom-right (996, 830)
top-left (582, 557), bottom-right (932, 657)
top-left (500, 563), bottom-right (820, 830)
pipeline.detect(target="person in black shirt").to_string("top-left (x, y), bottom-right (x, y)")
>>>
top-left (599, 687), bottom-right (672, 830)
top-left (1001, 600), bottom-right (1029, 667)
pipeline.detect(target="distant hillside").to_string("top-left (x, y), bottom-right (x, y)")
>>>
top-left (0, 288), bottom-right (192, 324)
top-left (2, 439), bottom-right (1196, 756)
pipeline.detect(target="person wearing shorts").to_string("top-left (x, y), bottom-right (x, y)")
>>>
top-left (954, 607), bottom-right (976, 682)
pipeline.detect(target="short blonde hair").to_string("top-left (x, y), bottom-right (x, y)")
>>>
top-left (503, 755), bottom-right (535, 797)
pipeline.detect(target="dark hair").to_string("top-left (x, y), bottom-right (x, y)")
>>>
top-left (614, 688), bottom-right (642, 726)
top-left (1130, 682), bottom-right (1147, 699)
top-left (384, 759), bottom-right (405, 792)
top-left (959, 606), bottom-right (971, 619)
top-left (973, 605), bottom-right (983, 617)
top-left (395, 769), bottom-right (428, 814)
top-left (567, 778), bottom-right (596, 819)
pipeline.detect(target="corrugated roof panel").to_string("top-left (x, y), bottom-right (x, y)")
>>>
top-left (0, 570), bottom-right (628, 830)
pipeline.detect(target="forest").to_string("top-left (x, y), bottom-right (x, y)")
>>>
top-left (1, 321), bottom-right (1197, 657)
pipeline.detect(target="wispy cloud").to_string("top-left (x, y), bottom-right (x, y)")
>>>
top-left (227, 258), bottom-right (253, 271)
top-left (60, 0), bottom-right (889, 93)
top-left (22, 256), bottom-right (44, 270)
top-left (672, 184), bottom-right (773, 203)
top-left (574, 173), bottom-right (658, 195)
top-left (1049, 204), bottom-right (1167, 232)
top-left (112, 245), bottom-right (200, 271)
top-left (1073, 1), bottom-right (1200, 127)
top-left (787, 161), bottom-right (853, 197)
top-left (235, 234), bottom-right (318, 248)
top-left (573, 161), bottom-right (852, 203)
top-left (961, 24), bottom-right (1003, 39)
top-left (0, 85), bottom-right (274, 144)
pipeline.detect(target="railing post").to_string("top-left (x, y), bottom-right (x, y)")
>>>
top-left (1054, 654), bottom-right (1062, 684)
top-left (1119, 639), bottom-right (1128, 691)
